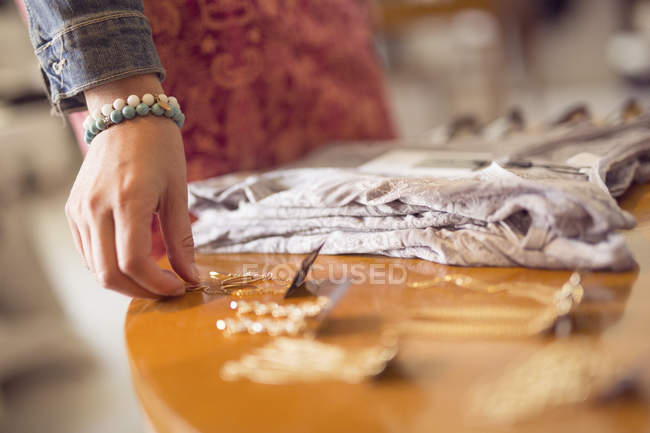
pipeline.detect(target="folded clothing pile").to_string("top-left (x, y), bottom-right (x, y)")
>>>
top-left (188, 115), bottom-right (650, 270)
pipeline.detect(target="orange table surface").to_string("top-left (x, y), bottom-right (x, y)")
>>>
top-left (126, 184), bottom-right (650, 433)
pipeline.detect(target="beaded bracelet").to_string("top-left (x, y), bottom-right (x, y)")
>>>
top-left (83, 93), bottom-right (186, 144)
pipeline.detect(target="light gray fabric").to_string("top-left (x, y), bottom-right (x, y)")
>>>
top-left (189, 119), bottom-right (650, 270)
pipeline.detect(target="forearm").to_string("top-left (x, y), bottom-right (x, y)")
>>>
top-left (22, 0), bottom-right (164, 114)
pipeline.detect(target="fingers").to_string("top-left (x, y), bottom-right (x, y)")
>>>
top-left (114, 204), bottom-right (185, 296)
top-left (67, 206), bottom-right (182, 298)
top-left (66, 202), bottom-right (93, 272)
top-left (64, 114), bottom-right (191, 298)
top-left (79, 226), bottom-right (96, 274)
top-left (159, 184), bottom-right (199, 283)
top-left (89, 212), bottom-right (157, 299)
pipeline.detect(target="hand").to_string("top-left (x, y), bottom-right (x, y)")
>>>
top-left (66, 75), bottom-right (198, 297)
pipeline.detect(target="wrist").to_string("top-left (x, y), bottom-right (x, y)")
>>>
top-left (82, 87), bottom-right (185, 145)
top-left (84, 74), bottom-right (163, 114)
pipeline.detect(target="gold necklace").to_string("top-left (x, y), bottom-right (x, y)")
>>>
top-left (220, 337), bottom-right (397, 384)
top-left (396, 273), bottom-right (584, 338)
top-left (407, 272), bottom-right (582, 305)
top-left (469, 338), bottom-right (628, 423)
top-left (184, 270), bottom-right (290, 296)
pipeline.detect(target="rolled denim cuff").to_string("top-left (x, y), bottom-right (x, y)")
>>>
top-left (33, 11), bottom-right (164, 114)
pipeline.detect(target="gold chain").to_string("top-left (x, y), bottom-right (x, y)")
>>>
top-left (184, 270), bottom-right (290, 296)
top-left (396, 273), bottom-right (584, 338)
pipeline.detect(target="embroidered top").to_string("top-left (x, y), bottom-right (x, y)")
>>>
top-left (22, 0), bottom-right (395, 180)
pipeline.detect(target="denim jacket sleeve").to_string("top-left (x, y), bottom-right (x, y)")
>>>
top-left (22, 0), bottom-right (165, 114)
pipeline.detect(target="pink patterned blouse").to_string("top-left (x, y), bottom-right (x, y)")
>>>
top-left (65, 0), bottom-right (395, 181)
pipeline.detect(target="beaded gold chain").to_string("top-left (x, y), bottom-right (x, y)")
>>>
top-left (215, 297), bottom-right (331, 336)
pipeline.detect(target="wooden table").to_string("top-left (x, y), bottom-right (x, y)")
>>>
top-left (125, 184), bottom-right (650, 433)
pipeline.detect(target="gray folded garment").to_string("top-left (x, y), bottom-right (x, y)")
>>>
top-left (189, 118), bottom-right (650, 270)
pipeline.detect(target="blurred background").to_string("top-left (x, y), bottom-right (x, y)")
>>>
top-left (2, 0), bottom-right (650, 431)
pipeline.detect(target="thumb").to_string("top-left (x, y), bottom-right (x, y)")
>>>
top-left (159, 185), bottom-right (199, 283)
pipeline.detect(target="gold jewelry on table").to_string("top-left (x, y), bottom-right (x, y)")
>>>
top-left (469, 339), bottom-right (627, 424)
top-left (184, 283), bottom-right (207, 293)
top-left (220, 337), bottom-right (397, 384)
top-left (408, 272), bottom-right (584, 305)
top-left (410, 273), bottom-right (565, 303)
top-left (228, 286), bottom-right (287, 296)
top-left (186, 282), bottom-right (287, 296)
top-left (230, 297), bottom-right (330, 318)
top-left (209, 270), bottom-right (290, 283)
top-left (408, 274), bottom-right (478, 290)
top-left (406, 304), bottom-right (541, 321)
top-left (397, 273), bottom-right (584, 338)
top-left (222, 275), bottom-right (264, 286)
top-left (185, 270), bottom-right (291, 296)
top-left (184, 281), bottom-right (230, 295)
top-left (215, 297), bottom-right (331, 336)
top-left (396, 311), bottom-right (567, 338)
top-left (216, 316), bottom-right (307, 336)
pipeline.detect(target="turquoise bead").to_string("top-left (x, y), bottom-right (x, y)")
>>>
top-left (84, 131), bottom-right (94, 144)
top-left (151, 103), bottom-right (164, 116)
top-left (95, 118), bottom-right (106, 131)
top-left (175, 112), bottom-right (185, 128)
top-left (110, 109), bottom-right (123, 123)
top-left (122, 105), bottom-right (136, 119)
top-left (89, 123), bottom-right (100, 134)
top-left (136, 103), bottom-right (150, 116)
top-left (164, 106), bottom-right (176, 118)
